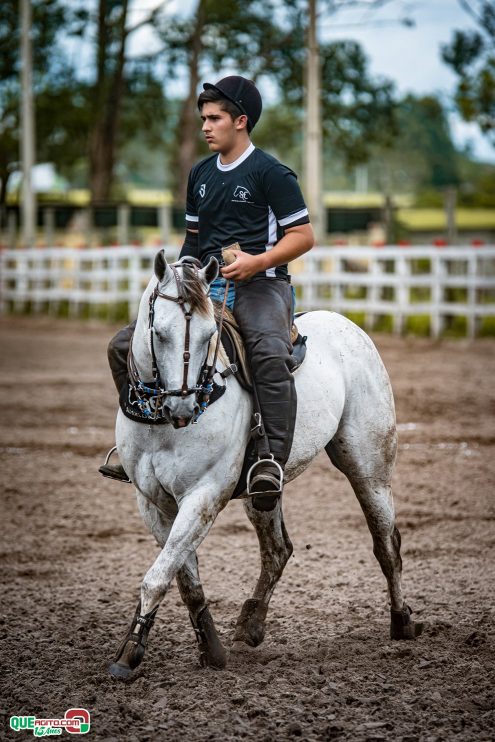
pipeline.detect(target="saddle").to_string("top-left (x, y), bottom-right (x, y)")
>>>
top-left (212, 301), bottom-right (307, 392)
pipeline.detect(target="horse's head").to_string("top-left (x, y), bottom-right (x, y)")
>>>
top-left (149, 249), bottom-right (219, 428)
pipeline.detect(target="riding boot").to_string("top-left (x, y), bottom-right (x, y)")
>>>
top-left (99, 446), bottom-right (132, 483)
top-left (233, 277), bottom-right (297, 511)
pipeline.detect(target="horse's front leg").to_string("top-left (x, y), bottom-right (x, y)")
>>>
top-left (233, 498), bottom-right (293, 647)
top-left (109, 485), bottom-right (227, 679)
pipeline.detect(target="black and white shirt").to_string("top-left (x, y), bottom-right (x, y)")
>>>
top-left (185, 143), bottom-right (310, 278)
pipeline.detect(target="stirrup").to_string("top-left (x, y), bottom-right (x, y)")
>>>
top-left (98, 446), bottom-right (132, 484)
top-left (246, 456), bottom-right (284, 497)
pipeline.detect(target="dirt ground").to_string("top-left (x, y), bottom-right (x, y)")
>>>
top-left (0, 316), bottom-right (494, 742)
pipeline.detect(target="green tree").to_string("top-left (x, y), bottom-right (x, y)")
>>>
top-left (0, 0), bottom-right (75, 208)
top-left (442, 0), bottom-right (495, 145)
top-left (364, 95), bottom-right (460, 195)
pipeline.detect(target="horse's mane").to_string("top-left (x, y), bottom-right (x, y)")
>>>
top-left (176, 263), bottom-right (211, 317)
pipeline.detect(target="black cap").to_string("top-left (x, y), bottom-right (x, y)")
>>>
top-left (202, 75), bottom-right (262, 131)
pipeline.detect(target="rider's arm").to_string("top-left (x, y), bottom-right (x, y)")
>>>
top-left (180, 169), bottom-right (200, 260)
top-left (220, 224), bottom-right (314, 280)
top-left (179, 229), bottom-right (199, 260)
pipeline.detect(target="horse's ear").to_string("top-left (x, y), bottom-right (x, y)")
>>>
top-left (200, 256), bottom-right (219, 286)
top-left (154, 249), bottom-right (172, 284)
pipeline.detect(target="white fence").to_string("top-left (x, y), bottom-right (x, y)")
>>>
top-left (1, 245), bottom-right (494, 337)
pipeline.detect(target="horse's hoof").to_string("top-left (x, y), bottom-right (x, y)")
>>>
top-left (191, 606), bottom-right (228, 670)
top-left (108, 661), bottom-right (134, 680)
top-left (233, 598), bottom-right (266, 647)
top-left (110, 601), bottom-right (157, 679)
top-left (390, 604), bottom-right (424, 640)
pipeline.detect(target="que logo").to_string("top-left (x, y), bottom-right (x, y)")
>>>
top-left (10, 708), bottom-right (91, 736)
top-left (233, 185), bottom-right (252, 202)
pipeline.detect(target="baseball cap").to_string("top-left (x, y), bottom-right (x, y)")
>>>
top-left (202, 75), bottom-right (263, 131)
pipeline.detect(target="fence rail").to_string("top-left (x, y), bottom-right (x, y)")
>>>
top-left (1, 245), bottom-right (494, 337)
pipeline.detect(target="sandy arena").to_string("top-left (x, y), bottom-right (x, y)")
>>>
top-left (0, 316), bottom-right (494, 741)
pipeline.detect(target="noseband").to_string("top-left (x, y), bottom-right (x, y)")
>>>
top-left (127, 260), bottom-right (229, 423)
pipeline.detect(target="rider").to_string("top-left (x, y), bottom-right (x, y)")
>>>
top-left (100, 75), bottom-right (314, 509)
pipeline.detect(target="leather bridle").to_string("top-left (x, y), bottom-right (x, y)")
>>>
top-left (127, 259), bottom-right (229, 422)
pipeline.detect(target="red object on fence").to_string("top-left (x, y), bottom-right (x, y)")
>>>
top-left (398, 240), bottom-right (411, 247)
top-left (372, 240), bottom-right (385, 248)
top-left (471, 239), bottom-right (485, 248)
top-left (433, 239), bottom-right (448, 247)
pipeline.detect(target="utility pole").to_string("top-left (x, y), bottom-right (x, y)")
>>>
top-left (20, 0), bottom-right (36, 247)
top-left (304, 0), bottom-right (324, 245)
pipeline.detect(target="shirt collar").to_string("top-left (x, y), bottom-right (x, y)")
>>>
top-left (216, 143), bottom-right (255, 172)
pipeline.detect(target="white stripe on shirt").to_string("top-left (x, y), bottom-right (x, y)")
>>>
top-left (185, 214), bottom-right (199, 222)
top-left (278, 208), bottom-right (309, 227)
top-left (264, 206), bottom-right (278, 278)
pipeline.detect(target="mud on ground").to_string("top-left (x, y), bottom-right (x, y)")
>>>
top-left (0, 317), bottom-right (494, 741)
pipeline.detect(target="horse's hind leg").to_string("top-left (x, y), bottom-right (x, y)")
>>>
top-left (233, 499), bottom-right (293, 647)
top-left (176, 552), bottom-right (227, 669)
top-left (326, 426), bottom-right (423, 640)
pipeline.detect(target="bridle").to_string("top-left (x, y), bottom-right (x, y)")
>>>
top-left (127, 259), bottom-right (229, 423)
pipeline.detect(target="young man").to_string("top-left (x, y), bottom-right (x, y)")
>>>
top-left (180, 76), bottom-right (314, 507)
top-left (101, 75), bottom-right (314, 510)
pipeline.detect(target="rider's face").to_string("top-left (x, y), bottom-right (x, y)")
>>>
top-left (200, 102), bottom-right (245, 155)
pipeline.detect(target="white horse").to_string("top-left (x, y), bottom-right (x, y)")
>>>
top-left (109, 251), bottom-right (422, 679)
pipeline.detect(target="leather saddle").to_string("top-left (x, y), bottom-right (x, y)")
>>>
top-left (212, 302), bottom-right (307, 392)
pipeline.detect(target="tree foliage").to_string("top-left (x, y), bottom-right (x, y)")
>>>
top-left (0, 0), bottom-right (77, 206)
top-left (442, 0), bottom-right (495, 145)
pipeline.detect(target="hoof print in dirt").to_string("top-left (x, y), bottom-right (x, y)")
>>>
top-left (390, 604), bottom-right (424, 640)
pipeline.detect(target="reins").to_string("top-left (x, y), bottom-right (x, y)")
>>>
top-left (127, 259), bottom-right (229, 423)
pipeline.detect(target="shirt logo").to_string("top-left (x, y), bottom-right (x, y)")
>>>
top-left (199, 184), bottom-right (206, 197)
top-left (233, 185), bottom-right (252, 202)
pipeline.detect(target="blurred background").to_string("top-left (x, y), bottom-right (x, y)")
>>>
top-left (1, 0), bottom-right (494, 335)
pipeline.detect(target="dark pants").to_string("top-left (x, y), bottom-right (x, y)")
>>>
top-left (107, 277), bottom-right (297, 468)
top-left (233, 277), bottom-right (296, 468)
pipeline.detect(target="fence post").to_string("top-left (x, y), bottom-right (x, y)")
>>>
top-left (467, 252), bottom-right (477, 339)
top-left (431, 253), bottom-right (445, 338)
top-left (394, 254), bottom-right (408, 335)
top-left (366, 253), bottom-right (382, 332)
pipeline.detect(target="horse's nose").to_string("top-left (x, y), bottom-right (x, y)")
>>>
top-left (172, 416), bottom-right (190, 428)
top-left (166, 402), bottom-right (200, 429)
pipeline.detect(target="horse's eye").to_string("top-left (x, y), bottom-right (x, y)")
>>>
top-left (153, 328), bottom-right (167, 342)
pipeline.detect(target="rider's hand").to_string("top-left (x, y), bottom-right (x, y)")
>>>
top-left (220, 250), bottom-right (264, 281)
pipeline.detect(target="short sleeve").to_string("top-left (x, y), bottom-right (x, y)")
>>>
top-left (262, 164), bottom-right (310, 228)
top-left (185, 169), bottom-right (199, 230)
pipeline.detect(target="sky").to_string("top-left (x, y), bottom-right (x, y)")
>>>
top-left (318, 0), bottom-right (494, 163)
top-left (75, 0), bottom-right (495, 163)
